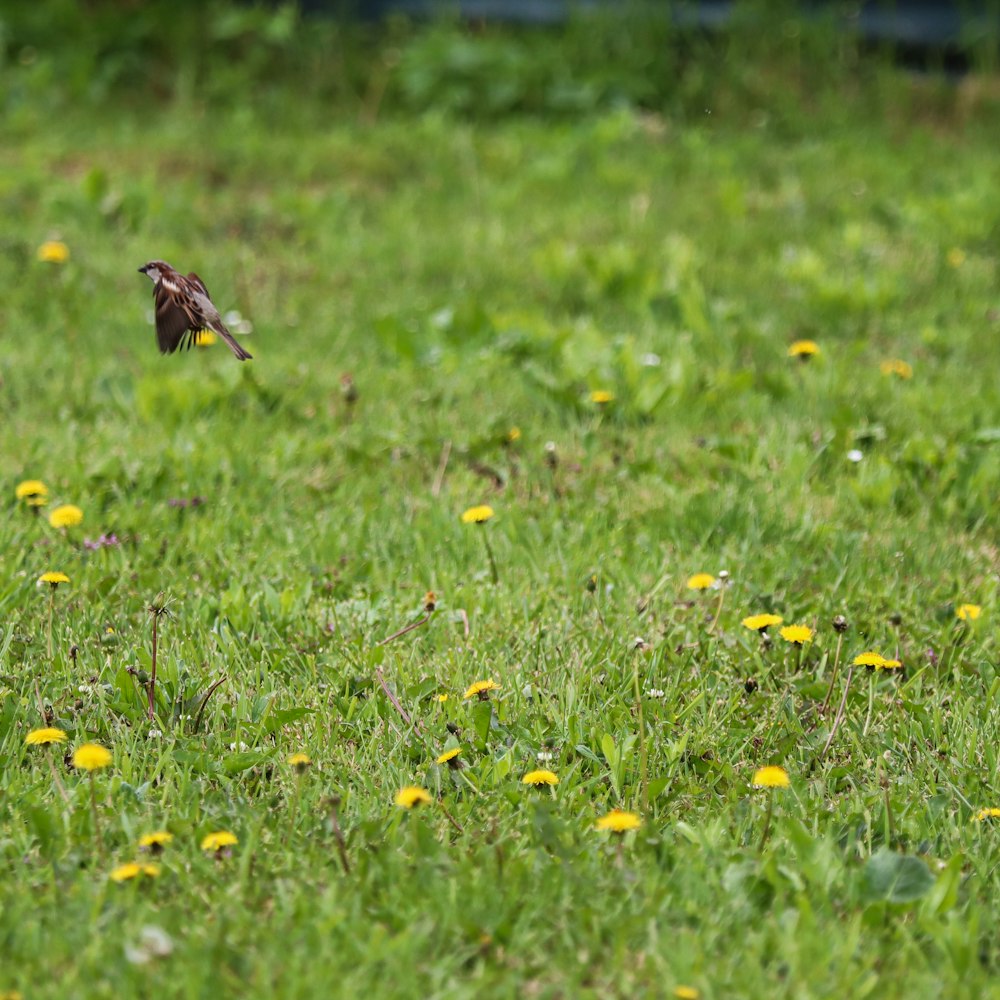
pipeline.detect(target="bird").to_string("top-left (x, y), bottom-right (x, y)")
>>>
top-left (138, 261), bottom-right (252, 361)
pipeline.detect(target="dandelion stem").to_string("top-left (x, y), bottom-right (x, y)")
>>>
top-left (633, 658), bottom-right (649, 813)
top-left (148, 606), bottom-right (160, 721)
top-left (46, 748), bottom-right (71, 806)
top-left (881, 762), bottom-right (896, 847)
top-left (862, 671), bottom-right (876, 737)
top-left (289, 773), bottom-right (303, 837)
top-left (377, 612), bottom-right (433, 646)
top-left (818, 666), bottom-right (854, 763)
top-left (191, 675), bottom-right (227, 734)
top-left (327, 797), bottom-right (351, 874)
top-left (89, 772), bottom-right (104, 860)
top-left (439, 800), bottom-right (464, 835)
top-left (46, 589), bottom-right (55, 661)
top-left (482, 530), bottom-right (499, 586)
top-left (708, 586), bottom-right (726, 633)
top-left (759, 793), bottom-right (775, 850)
top-left (375, 667), bottom-right (421, 732)
top-left (820, 632), bottom-right (845, 716)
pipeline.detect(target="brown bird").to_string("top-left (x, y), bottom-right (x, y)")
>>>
top-left (138, 260), bottom-right (252, 361)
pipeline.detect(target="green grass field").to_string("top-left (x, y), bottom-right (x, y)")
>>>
top-left (2, 8), bottom-right (1000, 998)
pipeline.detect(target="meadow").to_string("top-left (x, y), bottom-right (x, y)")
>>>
top-left (1, 5), bottom-right (999, 997)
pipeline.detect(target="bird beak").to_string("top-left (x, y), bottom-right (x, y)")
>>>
top-left (138, 265), bottom-right (147, 274)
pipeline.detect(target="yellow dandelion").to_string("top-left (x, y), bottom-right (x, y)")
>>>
top-left (25, 727), bottom-right (67, 746)
top-left (878, 658), bottom-right (903, 671)
top-left (522, 769), bottom-right (559, 786)
top-left (194, 329), bottom-right (218, 347)
top-left (72, 743), bottom-right (111, 772)
top-left (201, 831), bottom-right (238, 852)
top-left (507, 427), bottom-right (522, 442)
top-left (436, 747), bottom-right (462, 765)
top-left (595, 809), bottom-right (642, 833)
top-left (110, 861), bottom-right (160, 883)
top-left (15, 479), bottom-right (47, 501)
top-left (956, 604), bottom-right (981, 622)
top-left (38, 571), bottom-right (70, 588)
top-left (436, 693), bottom-right (449, 703)
top-left (395, 786), bottom-right (432, 809)
top-left (461, 505), bottom-right (495, 524)
top-left (879, 359), bottom-right (913, 380)
top-left (674, 989), bottom-right (700, 1000)
top-left (779, 624), bottom-right (813, 646)
top-left (686, 573), bottom-right (716, 591)
top-left (975, 808), bottom-right (1000, 822)
top-left (288, 752), bottom-right (312, 771)
top-left (139, 831), bottom-right (173, 852)
top-left (25, 495), bottom-right (48, 508)
top-left (946, 247), bottom-right (966, 268)
top-left (590, 389), bottom-right (614, 404)
top-left (853, 652), bottom-right (887, 668)
top-left (48, 504), bottom-right (83, 529)
top-left (788, 339), bottom-right (820, 359)
top-left (37, 240), bottom-right (70, 264)
top-left (463, 679), bottom-right (500, 700)
top-left (741, 613), bottom-right (783, 632)
top-left (752, 766), bottom-right (790, 789)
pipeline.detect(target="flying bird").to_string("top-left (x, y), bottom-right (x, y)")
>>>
top-left (138, 260), bottom-right (252, 361)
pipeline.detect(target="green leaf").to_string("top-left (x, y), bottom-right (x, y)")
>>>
top-left (472, 701), bottom-right (493, 744)
top-left (862, 850), bottom-right (934, 904)
top-left (223, 751), bottom-right (271, 775)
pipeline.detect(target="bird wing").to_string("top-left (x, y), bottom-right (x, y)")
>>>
top-left (153, 277), bottom-right (199, 354)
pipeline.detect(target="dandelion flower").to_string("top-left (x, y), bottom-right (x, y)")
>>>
top-left (139, 831), bottom-right (173, 853)
top-left (590, 390), bottom-right (614, 404)
top-left (37, 240), bottom-right (70, 264)
top-left (194, 330), bottom-right (217, 347)
top-left (288, 752), bottom-right (312, 772)
top-left (48, 504), bottom-right (83, 529)
top-left (595, 809), bottom-right (642, 833)
top-left (788, 340), bottom-right (819, 359)
top-left (522, 769), bottom-right (558, 786)
top-left (779, 624), bottom-right (813, 646)
top-left (436, 693), bottom-right (449, 703)
top-left (463, 679), bottom-right (500, 700)
top-left (878, 658), bottom-right (903, 671)
top-left (15, 479), bottom-right (47, 501)
top-left (853, 652), bottom-right (887, 669)
top-left (946, 247), bottom-right (966, 268)
top-left (72, 743), bottom-right (111, 771)
top-left (686, 573), bottom-right (716, 591)
top-left (674, 989), bottom-right (699, 1000)
top-left (461, 505), bottom-right (495, 525)
top-left (956, 604), bottom-right (981, 622)
top-left (25, 727), bottom-right (67, 746)
top-left (395, 786), bottom-right (432, 809)
top-left (742, 613), bottom-right (783, 632)
top-left (201, 831), bottom-right (238, 852)
top-left (752, 766), bottom-right (790, 789)
top-left (975, 808), bottom-right (1000, 822)
top-left (880, 359), bottom-right (913, 380)
top-left (110, 861), bottom-right (160, 883)
top-left (436, 747), bottom-right (461, 765)
top-left (38, 571), bottom-right (70, 588)
top-left (507, 427), bottom-right (521, 442)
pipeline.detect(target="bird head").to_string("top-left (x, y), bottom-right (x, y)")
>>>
top-left (138, 261), bottom-right (172, 282)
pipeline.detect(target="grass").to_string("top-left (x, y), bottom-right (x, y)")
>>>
top-left (2, 11), bottom-right (1000, 998)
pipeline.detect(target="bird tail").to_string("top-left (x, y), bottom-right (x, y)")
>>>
top-left (212, 322), bottom-right (253, 361)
